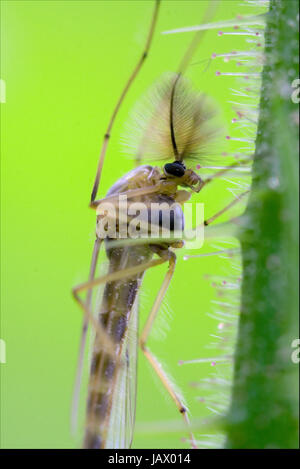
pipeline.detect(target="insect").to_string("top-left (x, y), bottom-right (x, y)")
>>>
top-left (72, 0), bottom-right (248, 449)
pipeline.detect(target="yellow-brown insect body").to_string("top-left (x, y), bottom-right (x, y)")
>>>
top-left (84, 165), bottom-right (188, 448)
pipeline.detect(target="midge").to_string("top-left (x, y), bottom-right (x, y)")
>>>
top-left (72, 0), bottom-right (246, 449)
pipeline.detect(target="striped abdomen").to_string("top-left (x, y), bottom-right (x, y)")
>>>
top-left (83, 244), bottom-right (152, 449)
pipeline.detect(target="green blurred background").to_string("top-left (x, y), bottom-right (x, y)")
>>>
top-left (1, 0), bottom-right (263, 449)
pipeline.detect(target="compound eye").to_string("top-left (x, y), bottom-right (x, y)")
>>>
top-left (164, 161), bottom-right (185, 177)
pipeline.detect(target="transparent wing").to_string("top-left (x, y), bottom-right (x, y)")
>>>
top-left (105, 296), bottom-right (139, 449)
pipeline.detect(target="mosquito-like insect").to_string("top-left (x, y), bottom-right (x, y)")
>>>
top-left (72, 0), bottom-right (248, 449)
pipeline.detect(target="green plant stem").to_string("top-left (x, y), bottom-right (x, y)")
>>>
top-left (226, 0), bottom-right (299, 449)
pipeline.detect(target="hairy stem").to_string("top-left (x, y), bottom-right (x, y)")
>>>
top-left (226, 0), bottom-right (299, 449)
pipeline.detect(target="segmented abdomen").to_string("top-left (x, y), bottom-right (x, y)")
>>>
top-left (83, 244), bottom-right (152, 449)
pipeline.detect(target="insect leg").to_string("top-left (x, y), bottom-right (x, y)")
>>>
top-left (74, 256), bottom-right (166, 299)
top-left (201, 190), bottom-right (250, 227)
top-left (91, 0), bottom-right (161, 203)
top-left (177, 0), bottom-right (220, 75)
top-left (73, 276), bottom-right (117, 358)
top-left (139, 250), bottom-right (198, 449)
top-left (72, 255), bottom-right (167, 356)
top-left (71, 237), bottom-right (102, 433)
top-left (90, 181), bottom-right (174, 209)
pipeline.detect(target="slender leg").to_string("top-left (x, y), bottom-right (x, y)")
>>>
top-left (177, 0), bottom-right (220, 75)
top-left (139, 250), bottom-right (198, 449)
top-left (203, 190), bottom-right (249, 227)
top-left (72, 256), bottom-right (167, 354)
top-left (71, 237), bottom-right (102, 433)
top-left (73, 257), bottom-right (165, 296)
top-left (90, 181), bottom-right (175, 210)
top-left (73, 282), bottom-right (116, 358)
top-left (91, 0), bottom-right (161, 202)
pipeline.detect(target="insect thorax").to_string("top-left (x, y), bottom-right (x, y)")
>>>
top-left (96, 165), bottom-right (186, 244)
